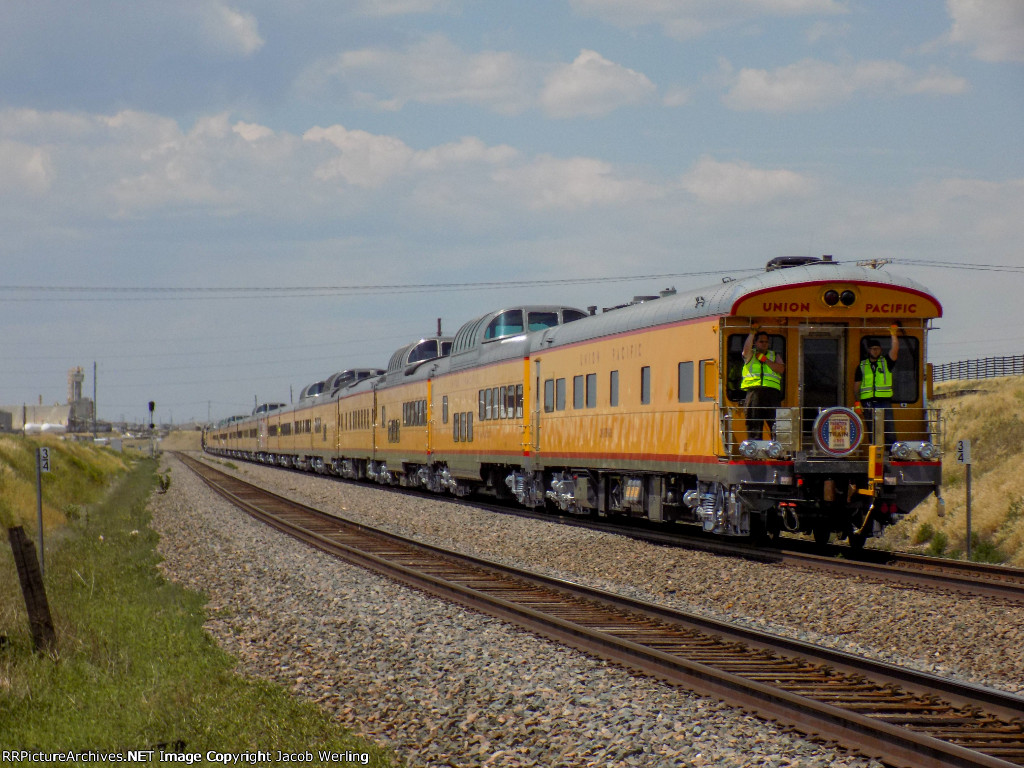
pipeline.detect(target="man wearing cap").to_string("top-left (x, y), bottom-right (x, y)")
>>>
top-left (741, 326), bottom-right (785, 440)
top-left (855, 326), bottom-right (900, 448)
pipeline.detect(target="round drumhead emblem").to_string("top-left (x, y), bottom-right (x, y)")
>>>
top-left (812, 407), bottom-right (864, 457)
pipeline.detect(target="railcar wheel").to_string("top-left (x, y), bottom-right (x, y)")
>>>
top-left (847, 531), bottom-right (867, 550)
top-left (812, 525), bottom-right (832, 546)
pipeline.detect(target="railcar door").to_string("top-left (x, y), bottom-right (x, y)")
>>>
top-left (799, 326), bottom-right (846, 447)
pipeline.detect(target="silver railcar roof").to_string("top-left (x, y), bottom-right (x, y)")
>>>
top-left (529, 262), bottom-right (938, 352)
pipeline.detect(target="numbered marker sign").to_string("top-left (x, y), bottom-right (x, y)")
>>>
top-left (38, 447), bottom-right (51, 473)
top-left (956, 439), bottom-right (971, 465)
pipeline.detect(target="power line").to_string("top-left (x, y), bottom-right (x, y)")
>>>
top-left (0, 268), bottom-right (760, 301)
top-left (891, 258), bottom-right (1024, 273)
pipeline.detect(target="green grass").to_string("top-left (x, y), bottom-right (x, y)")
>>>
top-left (1, 456), bottom-right (399, 766)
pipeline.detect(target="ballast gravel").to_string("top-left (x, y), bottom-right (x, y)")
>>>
top-left (149, 453), bottom-right (1023, 767)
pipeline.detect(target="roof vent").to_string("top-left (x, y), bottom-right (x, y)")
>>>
top-left (766, 255), bottom-right (824, 272)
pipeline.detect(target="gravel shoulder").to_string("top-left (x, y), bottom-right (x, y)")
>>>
top-left (150, 452), bottom-right (1022, 766)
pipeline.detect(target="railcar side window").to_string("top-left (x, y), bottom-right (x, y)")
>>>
top-left (726, 333), bottom-right (786, 403)
top-left (528, 311), bottom-right (559, 331)
top-left (699, 359), bottom-right (717, 402)
top-left (516, 384), bottom-right (524, 417)
top-left (485, 310), bottom-right (524, 340)
top-left (442, 396), bottom-right (449, 424)
top-left (610, 370), bottom-right (619, 406)
top-left (408, 339), bottom-right (438, 364)
top-left (573, 375), bottom-right (584, 409)
top-left (556, 378), bottom-right (566, 411)
top-left (859, 335), bottom-right (920, 403)
top-left (641, 366), bottom-right (651, 405)
top-left (562, 309), bottom-right (587, 323)
top-left (500, 386), bottom-right (508, 418)
top-left (544, 379), bottom-right (555, 412)
top-left (479, 391), bottom-right (486, 421)
top-left (678, 362), bottom-right (694, 403)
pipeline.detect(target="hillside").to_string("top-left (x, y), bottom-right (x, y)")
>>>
top-left (0, 435), bottom-right (128, 532)
top-left (880, 375), bottom-right (1024, 565)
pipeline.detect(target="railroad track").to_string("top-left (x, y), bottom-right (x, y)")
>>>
top-left (461, 497), bottom-right (1024, 604)
top-left (198, 450), bottom-right (1024, 603)
top-left (178, 454), bottom-right (1024, 768)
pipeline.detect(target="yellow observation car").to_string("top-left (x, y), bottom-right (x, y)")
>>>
top-left (204, 256), bottom-right (943, 548)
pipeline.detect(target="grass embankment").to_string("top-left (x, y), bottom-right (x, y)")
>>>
top-left (880, 375), bottom-right (1024, 565)
top-left (0, 437), bottom-right (398, 766)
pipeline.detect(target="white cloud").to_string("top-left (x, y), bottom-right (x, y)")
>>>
top-left (351, 0), bottom-right (453, 16)
top-left (680, 156), bottom-right (815, 204)
top-left (300, 36), bottom-right (538, 115)
top-left (493, 156), bottom-right (658, 210)
top-left (540, 50), bottom-right (657, 118)
top-left (947, 0), bottom-right (1024, 62)
top-left (0, 141), bottom-right (53, 197)
top-left (304, 125), bottom-right (416, 188)
top-left (411, 137), bottom-right (519, 171)
top-left (723, 59), bottom-right (967, 112)
top-left (569, 0), bottom-right (847, 39)
top-left (300, 37), bottom-right (658, 119)
top-left (201, 3), bottom-right (264, 57)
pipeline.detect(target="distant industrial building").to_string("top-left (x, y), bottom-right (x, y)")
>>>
top-left (0, 366), bottom-right (102, 434)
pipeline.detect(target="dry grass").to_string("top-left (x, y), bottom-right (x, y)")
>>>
top-left (0, 435), bottom-right (127, 532)
top-left (880, 376), bottom-right (1024, 564)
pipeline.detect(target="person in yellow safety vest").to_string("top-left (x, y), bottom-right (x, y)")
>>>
top-left (741, 326), bottom-right (785, 440)
top-left (854, 325), bottom-right (900, 448)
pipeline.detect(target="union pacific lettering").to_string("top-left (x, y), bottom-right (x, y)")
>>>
top-left (762, 301), bottom-right (811, 312)
top-left (865, 303), bottom-right (918, 314)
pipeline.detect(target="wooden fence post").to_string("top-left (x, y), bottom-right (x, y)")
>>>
top-left (7, 526), bottom-right (57, 653)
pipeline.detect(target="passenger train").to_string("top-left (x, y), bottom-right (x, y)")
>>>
top-left (204, 256), bottom-right (944, 547)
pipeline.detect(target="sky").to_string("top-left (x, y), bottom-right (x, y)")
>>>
top-left (1, 0), bottom-right (1022, 425)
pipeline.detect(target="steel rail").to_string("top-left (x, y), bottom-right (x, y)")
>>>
top-left (199, 447), bottom-right (1024, 603)
top-left (178, 454), bottom-right (1024, 768)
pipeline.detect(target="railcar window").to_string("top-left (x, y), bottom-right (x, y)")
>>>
top-left (408, 340), bottom-right (438, 364)
top-left (573, 375), bottom-right (584, 409)
top-left (528, 311), bottom-right (559, 331)
top-left (479, 391), bottom-right (486, 421)
top-left (699, 359), bottom-right (717, 402)
top-left (544, 379), bottom-right (555, 412)
top-left (516, 384), bottom-right (524, 417)
top-left (506, 385), bottom-right (515, 418)
top-left (497, 386), bottom-right (505, 418)
top-left (467, 413), bottom-right (473, 441)
top-left (610, 370), bottom-right (619, 406)
top-left (562, 309), bottom-right (587, 323)
top-left (556, 378), bottom-right (566, 411)
top-left (484, 388), bottom-right (493, 419)
top-left (586, 373), bottom-right (596, 408)
top-left (859, 335), bottom-right (920, 403)
top-left (641, 366), bottom-right (651, 405)
top-left (726, 333), bottom-right (786, 403)
top-left (485, 310), bottom-right (524, 340)
top-left (678, 362), bottom-right (694, 403)
top-left (442, 396), bottom-right (449, 424)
